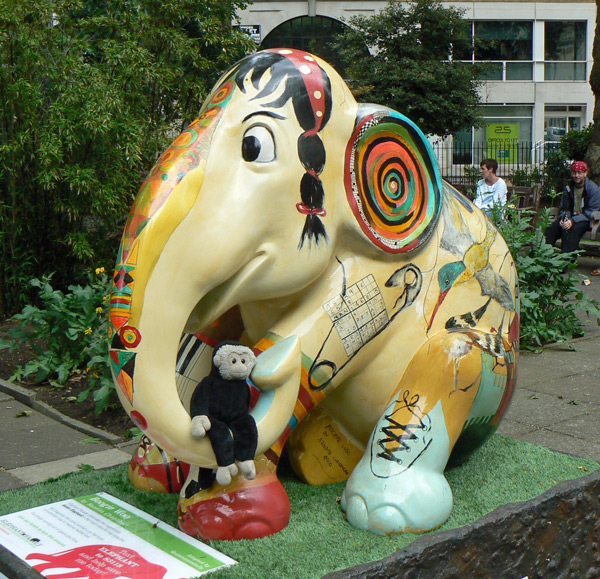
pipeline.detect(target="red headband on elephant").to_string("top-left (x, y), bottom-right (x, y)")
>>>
top-left (267, 48), bottom-right (326, 136)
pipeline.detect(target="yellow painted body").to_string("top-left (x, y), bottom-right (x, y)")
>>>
top-left (110, 49), bottom-right (518, 538)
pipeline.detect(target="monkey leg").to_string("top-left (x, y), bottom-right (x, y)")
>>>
top-left (230, 414), bottom-right (258, 462)
top-left (206, 418), bottom-right (235, 467)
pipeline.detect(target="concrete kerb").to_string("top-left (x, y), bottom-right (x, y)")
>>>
top-left (0, 378), bottom-right (122, 446)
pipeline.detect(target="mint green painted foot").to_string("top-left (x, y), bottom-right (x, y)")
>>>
top-left (340, 398), bottom-right (453, 534)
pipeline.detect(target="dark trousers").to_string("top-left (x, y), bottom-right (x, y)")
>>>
top-left (545, 219), bottom-right (590, 253)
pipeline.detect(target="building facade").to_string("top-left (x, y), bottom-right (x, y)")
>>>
top-left (237, 1), bottom-right (596, 172)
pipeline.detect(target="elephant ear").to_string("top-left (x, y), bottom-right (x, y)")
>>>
top-left (344, 105), bottom-right (443, 253)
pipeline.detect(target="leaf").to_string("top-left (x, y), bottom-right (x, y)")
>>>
top-left (568, 399), bottom-right (580, 405)
top-left (15, 410), bottom-right (32, 417)
top-left (81, 437), bottom-right (102, 444)
top-left (77, 463), bottom-right (95, 471)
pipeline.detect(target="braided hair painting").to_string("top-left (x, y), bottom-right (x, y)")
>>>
top-left (234, 49), bottom-right (333, 249)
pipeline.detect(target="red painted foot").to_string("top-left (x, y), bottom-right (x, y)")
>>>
top-left (129, 436), bottom-right (190, 494)
top-left (177, 456), bottom-right (290, 540)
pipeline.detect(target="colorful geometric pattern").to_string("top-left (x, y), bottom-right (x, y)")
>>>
top-left (119, 80), bottom-right (236, 264)
top-left (253, 333), bottom-right (327, 463)
top-left (109, 77), bottom-right (237, 337)
top-left (345, 110), bottom-right (442, 253)
top-left (109, 349), bottom-right (136, 403)
top-left (106, 77), bottom-right (239, 407)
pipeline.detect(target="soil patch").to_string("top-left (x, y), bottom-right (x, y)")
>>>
top-left (0, 320), bottom-right (134, 441)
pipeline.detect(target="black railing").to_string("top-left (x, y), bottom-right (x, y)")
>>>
top-left (431, 141), bottom-right (551, 187)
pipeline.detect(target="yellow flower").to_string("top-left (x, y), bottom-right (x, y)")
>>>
top-left (96, 307), bottom-right (103, 314)
top-left (95, 267), bottom-right (105, 275)
top-left (84, 328), bottom-right (93, 335)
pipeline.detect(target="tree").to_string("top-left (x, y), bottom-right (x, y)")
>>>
top-left (585, 0), bottom-right (600, 182)
top-left (0, 0), bottom-right (255, 317)
top-left (332, 0), bottom-right (484, 137)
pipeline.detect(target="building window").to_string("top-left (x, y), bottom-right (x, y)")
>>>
top-left (545, 21), bottom-right (587, 81)
top-left (453, 105), bottom-right (533, 165)
top-left (473, 21), bottom-right (533, 81)
top-left (261, 16), bottom-right (349, 73)
top-left (544, 105), bottom-right (585, 142)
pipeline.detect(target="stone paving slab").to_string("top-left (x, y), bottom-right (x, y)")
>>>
top-left (525, 372), bottom-right (600, 404)
top-left (518, 343), bottom-right (600, 387)
top-left (0, 398), bottom-right (113, 470)
top-left (8, 448), bottom-right (131, 486)
top-left (0, 471), bottom-right (28, 493)
top-left (500, 387), bottom-right (593, 430)
top-left (495, 418), bottom-right (537, 438)
top-left (515, 429), bottom-right (600, 463)
top-left (547, 412), bottom-right (600, 441)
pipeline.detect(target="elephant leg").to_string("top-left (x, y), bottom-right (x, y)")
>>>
top-left (341, 329), bottom-right (508, 534)
top-left (177, 453), bottom-right (289, 540)
top-left (286, 406), bottom-right (364, 485)
top-left (177, 335), bottom-right (323, 540)
top-left (128, 436), bottom-right (190, 494)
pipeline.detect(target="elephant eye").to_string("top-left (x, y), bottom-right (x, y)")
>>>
top-left (242, 125), bottom-right (275, 163)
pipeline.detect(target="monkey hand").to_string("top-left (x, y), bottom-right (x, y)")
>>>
top-left (190, 415), bottom-right (211, 438)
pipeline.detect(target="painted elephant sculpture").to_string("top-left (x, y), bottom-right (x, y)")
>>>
top-left (109, 49), bottom-right (518, 541)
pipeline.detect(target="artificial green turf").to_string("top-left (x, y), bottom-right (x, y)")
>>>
top-left (0, 434), bottom-right (597, 578)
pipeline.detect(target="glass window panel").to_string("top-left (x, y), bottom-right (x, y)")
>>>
top-left (483, 105), bottom-right (532, 118)
top-left (545, 62), bottom-right (586, 80)
top-left (474, 21), bottom-right (532, 60)
top-left (453, 129), bottom-right (472, 165)
top-left (478, 62), bottom-right (503, 81)
top-left (261, 17), bottom-right (354, 74)
top-left (545, 21), bottom-right (586, 61)
top-left (506, 62), bottom-right (533, 80)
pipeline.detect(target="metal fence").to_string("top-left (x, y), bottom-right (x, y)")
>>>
top-left (431, 141), bottom-right (552, 186)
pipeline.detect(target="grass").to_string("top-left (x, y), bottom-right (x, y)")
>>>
top-left (0, 434), bottom-right (597, 578)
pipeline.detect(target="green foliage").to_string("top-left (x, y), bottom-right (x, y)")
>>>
top-left (0, 269), bottom-right (114, 414)
top-left (508, 167), bottom-right (543, 186)
top-left (542, 125), bottom-right (594, 199)
top-left (0, 0), bottom-right (254, 318)
top-left (560, 123), bottom-right (594, 161)
top-left (332, 0), bottom-right (484, 136)
top-left (493, 206), bottom-right (600, 349)
top-left (463, 165), bottom-right (481, 187)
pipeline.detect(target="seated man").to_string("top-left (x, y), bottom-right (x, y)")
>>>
top-left (474, 158), bottom-right (508, 216)
top-left (545, 161), bottom-right (600, 255)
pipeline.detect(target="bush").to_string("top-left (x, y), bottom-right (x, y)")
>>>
top-left (492, 205), bottom-right (600, 349)
top-left (560, 123), bottom-right (594, 161)
top-left (0, 269), bottom-right (114, 414)
top-left (542, 124), bottom-right (594, 200)
top-left (508, 167), bottom-right (543, 186)
top-left (0, 0), bottom-right (254, 318)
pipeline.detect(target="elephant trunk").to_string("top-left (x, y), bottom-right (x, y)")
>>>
top-left (110, 163), bottom-right (302, 467)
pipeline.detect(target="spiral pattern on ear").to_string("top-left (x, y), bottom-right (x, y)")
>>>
top-left (344, 108), bottom-right (442, 253)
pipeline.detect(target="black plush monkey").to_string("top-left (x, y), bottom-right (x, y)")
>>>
top-left (189, 340), bottom-right (258, 485)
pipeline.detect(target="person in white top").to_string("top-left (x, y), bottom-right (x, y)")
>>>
top-left (474, 158), bottom-right (508, 216)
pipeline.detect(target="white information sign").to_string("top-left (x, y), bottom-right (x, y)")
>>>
top-left (0, 492), bottom-right (236, 578)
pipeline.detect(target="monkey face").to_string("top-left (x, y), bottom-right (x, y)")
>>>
top-left (213, 344), bottom-right (256, 381)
